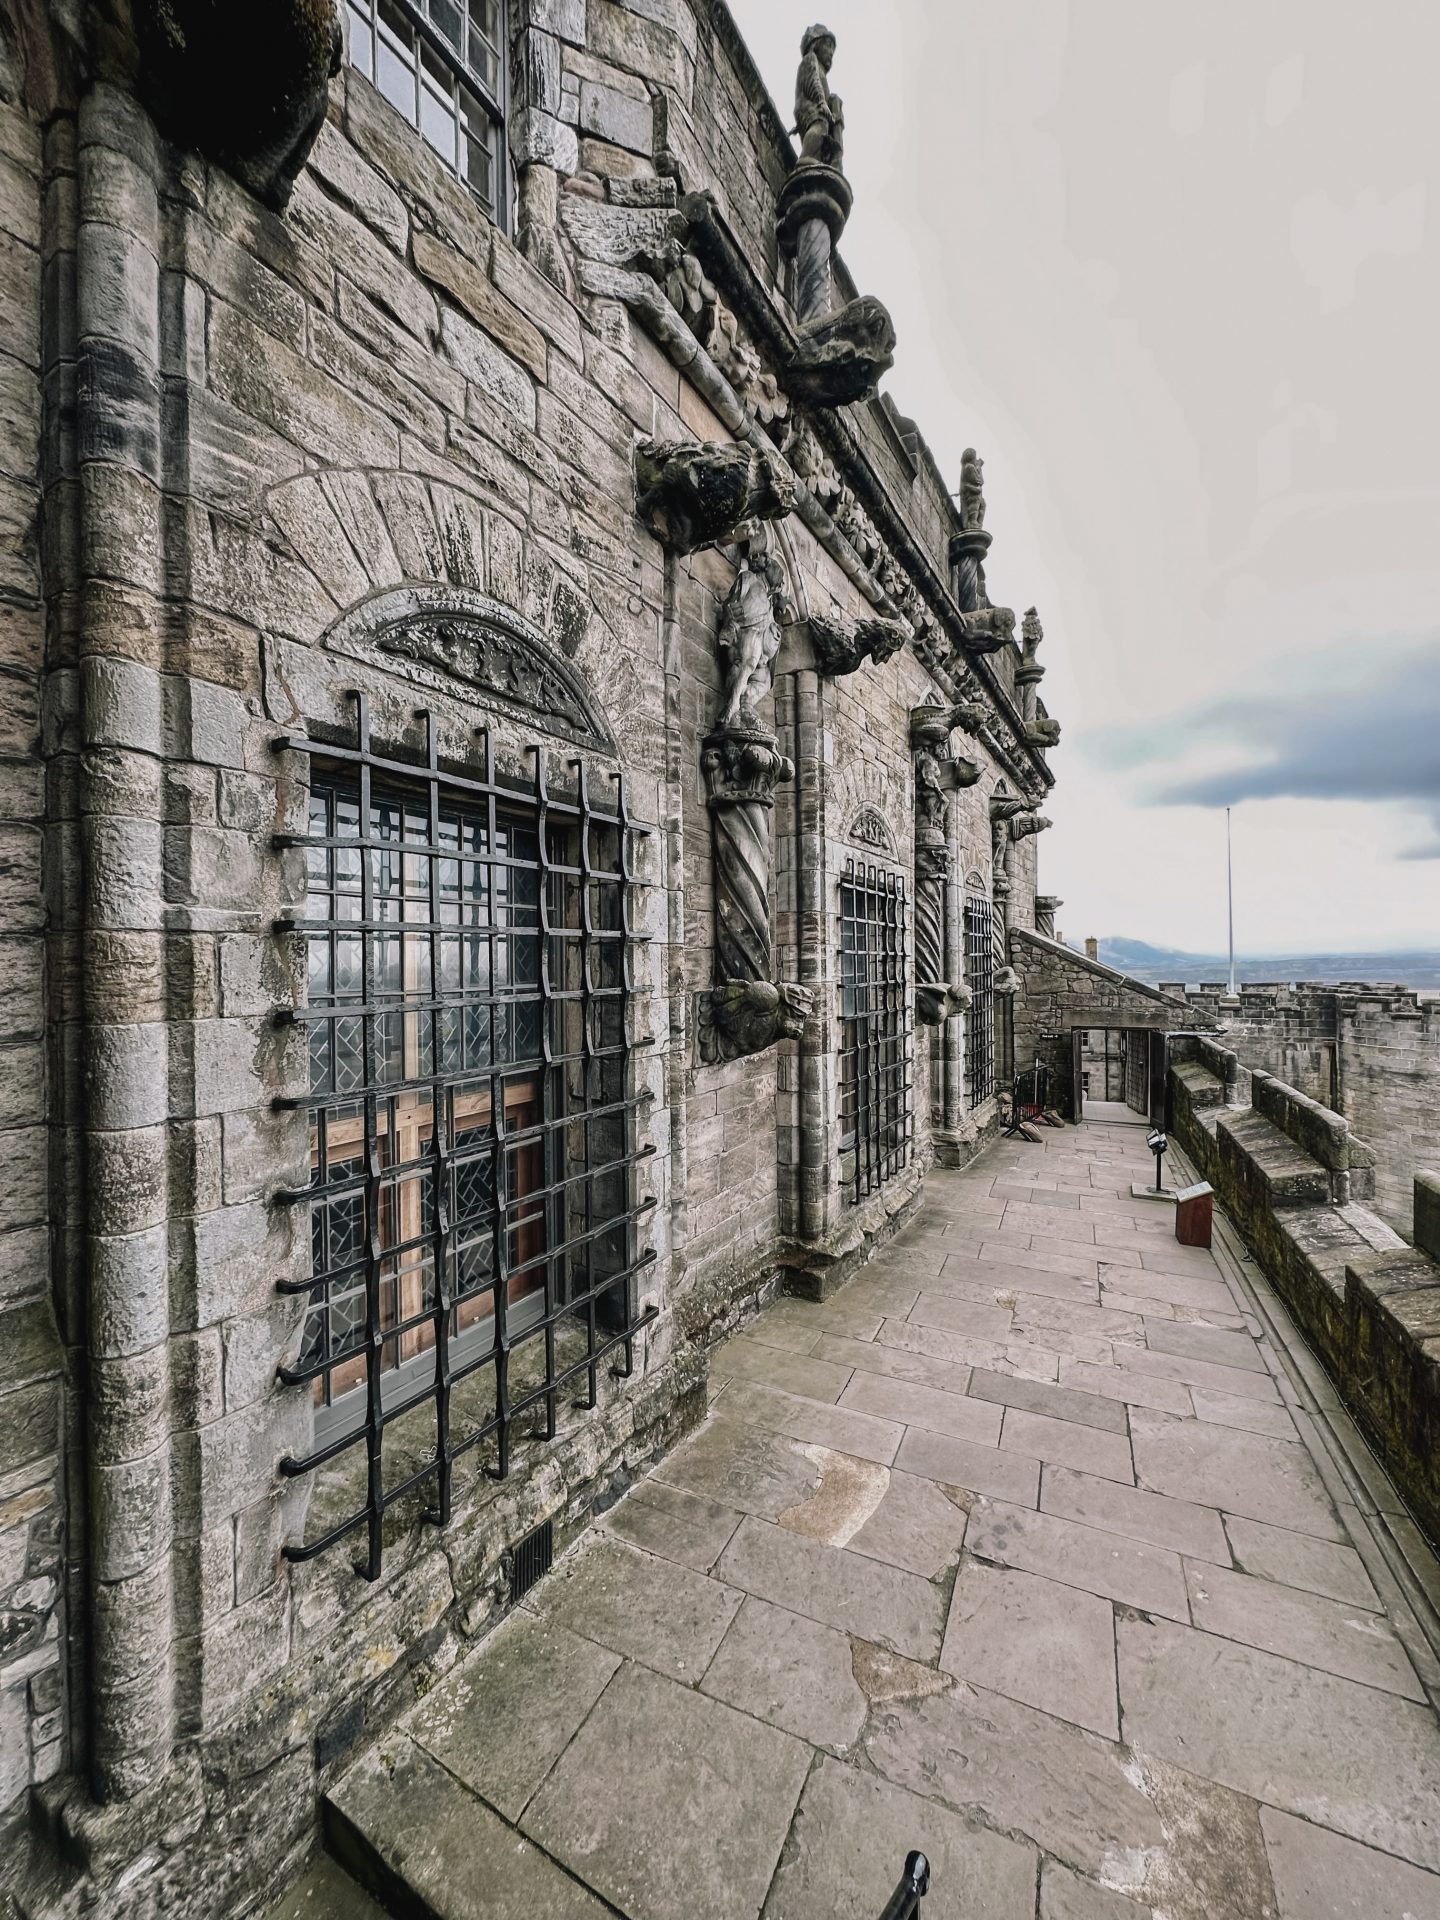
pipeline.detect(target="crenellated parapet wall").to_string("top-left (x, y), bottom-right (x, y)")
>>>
top-left (1161, 982), bottom-right (1440, 1237)
top-left (1168, 1041), bottom-right (1440, 1549)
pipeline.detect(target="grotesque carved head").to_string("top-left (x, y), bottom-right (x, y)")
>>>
top-left (774, 980), bottom-right (816, 1041)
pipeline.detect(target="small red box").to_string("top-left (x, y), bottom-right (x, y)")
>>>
top-left (1175, 1181), bottom-right (1214, 1249)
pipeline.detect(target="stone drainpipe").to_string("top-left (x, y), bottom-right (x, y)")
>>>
top-left (73, 83), bottom-right (176, 1803)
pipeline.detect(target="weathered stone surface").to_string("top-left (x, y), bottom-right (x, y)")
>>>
top-left (1040, 1463), bottom-right (1230, 1562)
top-left (330, 1738), bottom-right (614, 1919)
top-left (1129, 1407), bottom-right (1343, 1539)
top-left (942, 1557), bottom-right (1119, 1737)
top-left (716, 1515), bottom-right (946, 1660)
top-left (700, 1595), bottom-right (867, 1748)
top-left (1182, 1559), bottom-right (1422, 1698)
top-left (603, 1477), bottom-right (741, 1571)
top-left (534, 1535), bottom-right (742, 1681)
top-left (764, 1756), bottom-right (1037, 1919)
top-left (405, 1612), bottom-right (621, 1821)
top-left (1221, 1514), bottom-right (1380, 1609)
top-left (1260, 1807), bottom-right (1440, 1919)
top-left (965, 1496), bottom-right (1189, 1621)
top-left (1118, 1616), bottom-right (1440, 1871)
top-left (522, 1661), bottom-right (811, 1920)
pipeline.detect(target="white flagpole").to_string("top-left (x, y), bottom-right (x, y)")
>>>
top-left (1226, 807), bottom-right (1236, 995)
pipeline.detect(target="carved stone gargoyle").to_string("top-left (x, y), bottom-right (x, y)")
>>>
top-left (786, 296), bottom-right (897, 408)
top-left (635, 440), bottom-right (795, 556)
top-left (1026, 716), bottom-right (1062, 748)
top-left (957, 606), bottom-right (1017, 655)
top-left (916, 981), bottom-right (973, 1026)
top-left (698, 978), bottom-right (816, 1066)
top-left (1010, 813), bottom-right (1053, 841)
top-left (808, 609), bottom-right (907, 677)
top-left (993, 966), bottom-right (1020, 997)
top-left (134, 0), bottom-right (342, 210)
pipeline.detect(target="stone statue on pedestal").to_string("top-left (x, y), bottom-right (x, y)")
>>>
top-left (960, 448), bottom-right (987, 530)
top-left (795, 25), bottom-right (845, 168)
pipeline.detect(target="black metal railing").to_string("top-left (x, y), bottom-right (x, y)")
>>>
top-left (878, 1851), bottom-right (930, 1919)
top-left (839, 859), bottom-right (913, 1203)
top-left (273, 695), bottom-right (657, 1578)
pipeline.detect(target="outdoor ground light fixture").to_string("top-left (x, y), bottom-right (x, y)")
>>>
top-left (1146, 1127), bottom-right (1168, 1192)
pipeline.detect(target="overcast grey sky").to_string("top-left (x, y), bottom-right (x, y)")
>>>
top-left (729, 0), bottom-right (1440, 954)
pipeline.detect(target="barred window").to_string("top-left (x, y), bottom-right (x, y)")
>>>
top-left (346, 0), bottom-right (506, 221)
top-left (964, 890), bottom-right (995, 1108)
top-left (838, 860), bottom-right (912, 1204)
top-left (276, 699), bottom-right (655, 1578)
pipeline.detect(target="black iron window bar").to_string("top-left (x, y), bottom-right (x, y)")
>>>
top-left (271, 694), bottom-right (656, 1579)
top-left (965, 891), bottom-right (995, 1109)
top-left (838, 859), bottom-right (913, 1205)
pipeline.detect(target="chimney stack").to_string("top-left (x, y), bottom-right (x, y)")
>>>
top-left (1085, 937), bottom-right (1099, 961)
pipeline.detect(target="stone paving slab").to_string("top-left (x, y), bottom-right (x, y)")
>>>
top-left (763, 1755), bottom-right (1038, 1920)
top-left (1118, 1616), bottom-right (1440, 1871)
top-left (1039, 1861), bottom-right (1157, 1919)
top-left (700, 1594), bottom-right (868, 1750)
top-left (941, 1557), bottom-right (1119, 1737)
top-left (1222, 1513), bottom-right (1381, 1608)
top-left (602, 1476), bottom-right (742, 1573)
top-left (1143, 1319), bottom-right (1266, 1373)
top-left (1116, 1344), bottom-right (1283, 1405)
top-left (331, 1738), bottom-right (615, 1920)
top-left (837, 1367), bottom-right (1003, 1446)
top-left (1260, 1807), bottom-right (1440, 1919)
top-left (966, 1495), bottom-right (1190, 1621)
top-left (877, 1315), bottom-right (1061, 1382)
top-left (406, 1613), bottom-right (622, 1821)
top-left (713, 1337), bottom-right (852, 1402)
top-left (1041, 1462), bottom-right (1230, 1562)
top-left (970, 1366), bottom-right (1131, 1433)
top-left (534, 1535), bottom-right (743, 1683)
top-left (717, 1377), bottom-right (904, 1464)
top-left (1057, 1356), bottom-right (1193, 1417)
top-left (894, 1423), bottom-right (1042, 1507)
top-left (903, 1290), bottom-right (1016, 1341)
top-left (523, 1661), bottom-right (812, 1920)
top-left (1187, 1384), bottom-right (1296, 1438)
top-left (716, 1514), bottom-right (946, 1660)
top-left (809, 1329), bottom-right (972, 1396)
top-left (1182, 1558), bottom-right (1422, 1698)
top-left (1130, 1408), bottom-right (1344, 1539)
top-left (845, 1467), bottom-right (970, 1578)
top-left (1000, 1407), bottom-right (1135, 1483)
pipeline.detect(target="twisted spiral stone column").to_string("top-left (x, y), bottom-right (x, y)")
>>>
top-left (702, 725), bottom-right (794, 985)
top-left (795, 216), bottom-right (833, 325)
top-left (914, 831), bottom-right (952, 1026)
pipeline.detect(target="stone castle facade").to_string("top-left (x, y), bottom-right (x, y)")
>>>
top-left (0, 3), bottom-right (1080, 1912)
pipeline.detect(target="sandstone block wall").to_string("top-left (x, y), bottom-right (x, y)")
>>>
top-left (1166, 982), bottom-right (1440, 1238)
top-left (0, 0), bottom-right (1058, 1908)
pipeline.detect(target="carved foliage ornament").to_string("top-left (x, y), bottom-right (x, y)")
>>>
top-left (134, 0), bottom-right (341, 210)
top-left (638, 241), bottom-right (789, 426)
top-left (323, 587), bottom-right (616, 754)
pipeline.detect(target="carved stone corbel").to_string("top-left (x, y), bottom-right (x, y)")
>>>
top-left (786, 295), bottom-right (897, 408)
top-left (1009, 813), bottom-right (1053, 843)
top-left (957, 605), bottom-right (1017, 655)
top-left (635, 439), bottom-right (795, 556)
top-left (1026, 714), bottom-right (1062, 748)
top-left (808, 609), bottom-right (907, 677)
top-left (698, 979), bottom-right (815, 1066)
top-left (134, 0), bottom-right (342, 210)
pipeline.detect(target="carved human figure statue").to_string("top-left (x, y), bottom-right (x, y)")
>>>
top-left (716, 552), bottom-right (788, 728)
top-left (795, 25), bottom-right (845, 169)
top-left (960, 448), bottom-right (986, 530)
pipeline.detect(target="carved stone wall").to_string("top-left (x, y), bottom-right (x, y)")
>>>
top-left (0, 2), bottom-right (1055, 1912)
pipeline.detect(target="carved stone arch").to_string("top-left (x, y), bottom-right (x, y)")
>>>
top-left (847, 806), bottom-right (896, 858)
top-left (319, 585), bottom-right (618, 755)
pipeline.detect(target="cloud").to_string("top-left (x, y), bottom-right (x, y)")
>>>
top-left (1089, 638), bottom-right (1440, 845)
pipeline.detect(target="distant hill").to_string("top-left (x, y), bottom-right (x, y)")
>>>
top-left (1096, 939), bottom-right (1440, 993)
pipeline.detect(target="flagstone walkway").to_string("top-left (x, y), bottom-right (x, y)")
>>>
top-left (315, 1117), bottom-right (1440, 1920)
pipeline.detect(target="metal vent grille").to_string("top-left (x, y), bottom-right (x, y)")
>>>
top-left (510, 1518), bottom-right (554, 1601)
